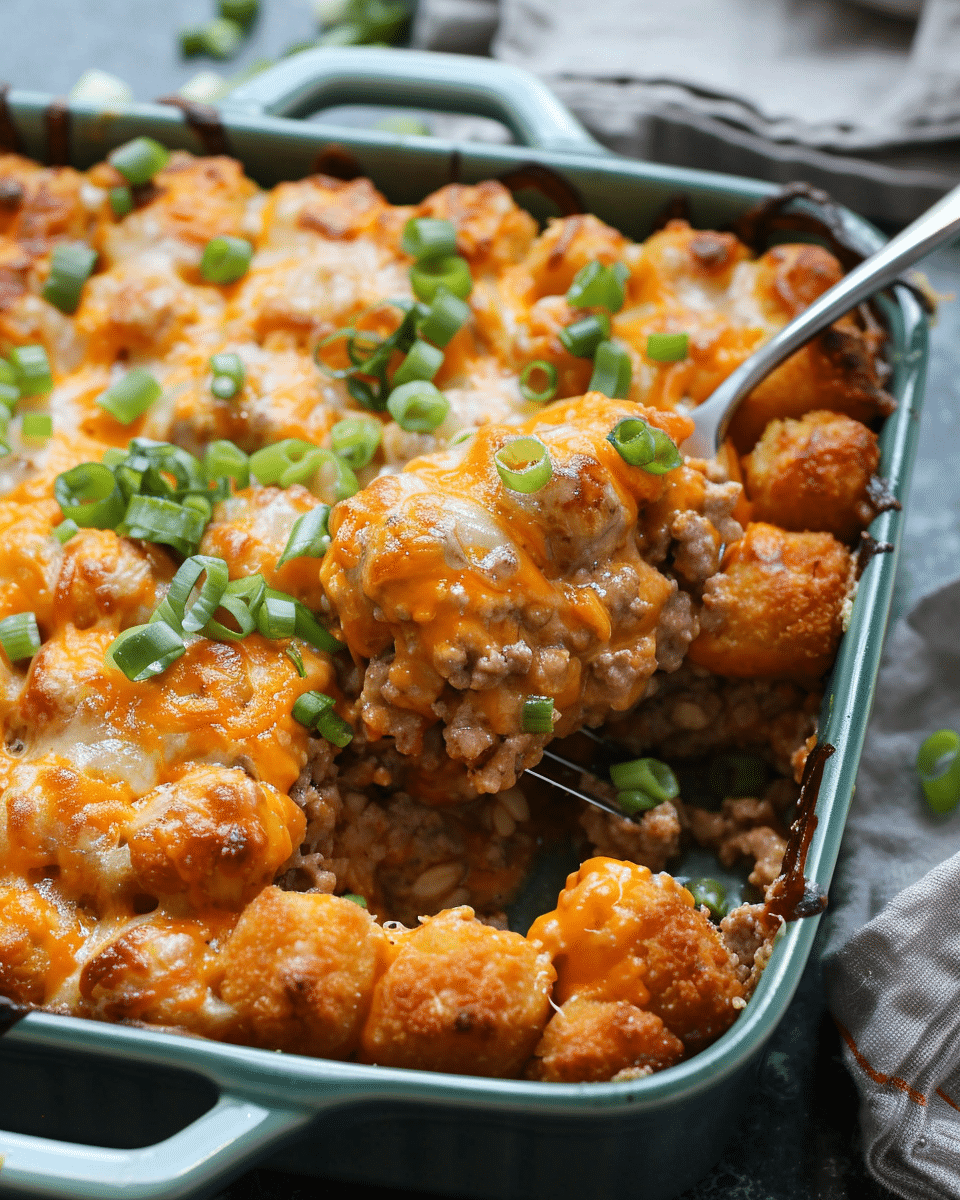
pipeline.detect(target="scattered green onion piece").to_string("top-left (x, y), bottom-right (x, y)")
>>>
top-left (97, 368), bottom-right (161, 425)
top-left (105, 622), bottom-right (185, 682)
top-left (644, 426), bottom-right (683, 476)
top-left (316, 707), bottom-right (353, 748)
top-left (646, 332), bottom-right (689, 363)
top-left (201, 575), bottom-right (265, 642)
top-left (101, 447), bottom-right (128, 469)
top-left (709, 752), bottom-right (769, 801)
top-left (916, 729), bottom-right (960, 814)
top-left (521, 695), bottom-right (554, 735)
top-left (123, 495), bottom-right (206, 557)
top-left (688, 878), bottom-right (728, 921)
top-left (386, 381), bottom-right (449, 433)
top-left (108, 186), bottom-right (133, 218)
top-left (211, 375), bottom-right (238, 401)
top-left (294, 602), bottom-right (343, 655)
top-left (566, 260), bottom-right (629, 313)
top-left (589, 340), bottom-right (632, 399)
top-left (52, 518), bottom-right (79, 544)
top-left (559, 313), bottom-right (610, 359)
top-left (0, 360), bottom-right (13, 389)
top-left (0, 383), bottom-right (17, 413)
top-left (21, 413), bottom-right (52, 440)
top-left (409, 255), bottom-right (472, 304)
top-left (277, 506), bottom-right (332, 567)
top-left (609, 757), bottom-right (679, 802)
top-left (199, 17), bottom-right (243, 59)
top-left (162, 555), bottom-right (230, 635)
top-left (43, 242), bottom-right (97, 315)
top-left (494, 435), bottom-right (552, 494)
top-left (180, 27), bottom-right (206, 56)
top-left (285, 642), bottom-right (306, 677)
top-left (292, 689), bottom-right (334, 727)
top-left (108, 136), bottom-right (170, 186)
top-left (329, 416), bottom-right (381, 471)
top-left (55, 462), bottom-right (125, 529)
top-left (617, 789), bottom-right (664, 817)
top-left (209, 351), bottom-right (245, 398)
top-left (10, 345), bottom-right (52, 397)
top-left (204, 440), bottom-right (250, 491)
top-left (342, 893), bottom-right (367, 907)
top-left (519, 360), bottom-right (558, 404)
top-left (219, 0), bottom-right (259, 28)
top-left (417, 289), bottom-right (470, 347)
top-left (0, 612), bottom-right (41, 662)
top-left (607, 417), bottom-right (655, 467)
top-left (311, 448), bottom-right (359, 503)
top-left (257, 592), bottom-right (297, 639)
top-left (401, 217), bottom-right (457, 261)
top-left (249, 439), bottom-right (321, 488)
top-left (201, 236), bottom-right (253, 285)
top-left (450, 428), bottom-right (476, 446)
top-left (391, 338), bottom-right (444, 389)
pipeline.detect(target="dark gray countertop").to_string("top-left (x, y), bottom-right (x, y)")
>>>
top-left (1, 6), bottom-right (958, 1199)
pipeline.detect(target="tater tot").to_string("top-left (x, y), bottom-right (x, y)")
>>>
top-left (126, 766), bottom-right (306, 910)
top-left (528, 857), bottom-right (744, 1053)
top-left (744, 410), bottom-right (879, 543)
top-left (526, 997), bottom-right (685, 1083)
top-left (0, 883), bottom-right (86, 1005)
top-left (687, 522), bottom-right (853, 681)
top-left (360, 906), bottom-right (555, 1077)
top-left (220, 888), bottom-right (389, 1059)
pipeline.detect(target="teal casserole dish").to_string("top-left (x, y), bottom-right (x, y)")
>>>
top-left (0, 47), bottom-right (928, 1200)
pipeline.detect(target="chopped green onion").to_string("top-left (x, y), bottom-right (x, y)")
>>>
top-left (316, 707), bottom-right (353, 747)
top-left (519, 360), bottom-right (558, 404)
top-left (589, 340), bottom-right (632, 399)
top-left (386, 381), bottom-right (449, 433)
top-left (180, 27), bottom-right (206, 56)
top-left (55, 462), bottom-right (125, 529)
top-left (617, 789), bottom-right (664, 817)
top-left (410, 255), bottom-right (472, 304)
top-left (201, 236), bottom-right (253, 285)
top-left (342, 893), bottom-right (367, 907)
top-left (0, 612), bottom-right (41, 662)
top-left (21, 413), bottom-right (52, 440)
top-left (292, 689), bottom-right (334, 726)
top-left (329, 416), bottom-right (381, 471)
top-left (607, 418), bottom-right (655, 468)
top-left (97, 368), bottom-right (161, 425)
top-left (401, 217), bottom-right (457, 261)
top-left (199, 17), bottom-right (243, 59)
top-left (688, 878), bottom-right (728, 921)
top-left (108, 137), bottom-right (170, 186)
top-left (311, 448), bottom-right (359, 503)
top-left (646, 332), bottom-right (689, 363)
top-left (0, 383), bottom-right (17, 412)
top-left (916, 729), bottom-right (960, 814)
top-left (559, 313), bottom-right (610, 359)
top-left (644, 426), bottom-right (683, 476)
top-left (209, 351), bottom-right (245, 399)
top-left (108, 186), bottom-right (133, 218)
top-left (210, 376), bottom-right (236, 401)
top-left (294, 601), bottom-right (343, 655)
top-left (10, 345), bottom-right (52, 397)
top-left (158, 555), bottom-right (230, 635)
top-left (52, 518), bottom-right (79, 544)
top-left (105, 622), bottom-right (185, 682)
top-left (0, 360), bottom-right (14, 389)
top-left (43, 242), bottom-right (97, 315)
top-left (123, 494), bottom-right (207, 557)
top-left (201, 575), bottom-right (265, 642)
top-left (285, 642), bottom-right (306, 677)
top-left (219, 0), bottom-right (259, 27)
top-left (522, 695), bottom-right (554, 734)
top-left (417, 289), bottom-right (470, 347)
top-left (257, 592), bottom-right (297, 639)
top-left (566, 261), bottom-right (629, 313)
top-left (494, 435), bottom-right (552, 494)
top-left (391, 338), bottom-right (444, 388)
top-left (204, 440), bottom-right (250, 491)
top-left (277, 506), bottom-right (332, 567)
top-left (249, 439), bottom-right (325, 488)
top-left (609, 757), bottom-right (679, 802)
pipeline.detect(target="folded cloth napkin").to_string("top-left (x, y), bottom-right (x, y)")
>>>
top-left (412, 0), bottom-right (960, 223)
top-left (822, 578), bottom-right (960, 1200)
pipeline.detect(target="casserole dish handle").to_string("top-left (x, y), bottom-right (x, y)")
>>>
top-left (222, 46), bottom-right (607, 154)
top-left (0, 1087), bottom-right (312, 1200)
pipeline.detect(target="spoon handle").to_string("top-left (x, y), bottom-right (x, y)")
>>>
top-left (684, 181), bottom-right (960, 458)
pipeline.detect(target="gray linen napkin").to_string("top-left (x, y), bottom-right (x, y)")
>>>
top-left (412, 0), bottom-right (960, 223)
top-left (822, 578), bottom-right (960, 1199)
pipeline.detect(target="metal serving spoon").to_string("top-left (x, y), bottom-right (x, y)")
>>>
top-left (682, 180), bottom-right (960, 458)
